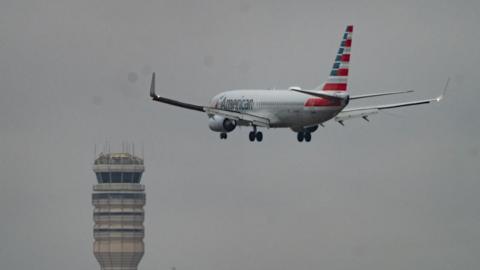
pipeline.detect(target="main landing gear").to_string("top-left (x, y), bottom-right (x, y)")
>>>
top-left (297, 132), bottom-right (312, 142)
top-left (220, 127), bottom-right (263, 142)
top-left (249, 126), bottom-right (263, 142)
top-left (294, 125), bottom-right (318, 142)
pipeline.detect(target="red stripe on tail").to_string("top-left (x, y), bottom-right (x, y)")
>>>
top-left (322, 83), bottom-right (347, 91)
top-left (344, 39), bottom-right (352, 48)
top-left (337, 68), bottom-right (349, 76)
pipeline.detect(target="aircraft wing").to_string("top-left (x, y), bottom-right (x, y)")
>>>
top-left (149, 73), bottom-right (271, 127)
top-left (151, 95), bottom-right (205, 112)
top-left (335, 79), bottom-right (449, 124)
top-left (335, 95), bottom-right (443, 124)
top-left (349, 90), bottom-right (413, 100)
top-left (150, 73), bottom-right (205, 112)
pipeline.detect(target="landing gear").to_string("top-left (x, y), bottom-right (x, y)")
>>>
top-left (304, 132), bottom-right (311, 142)
top-left (249, 131), bottom-right (256, 142)
top-left (249, 126), bottom-right (263, 142)
top-left (256, 131), bottom-right (263, 142)
top-left (297, 132), bottom-right (311, 142)
top-left (297, 132), bottom-right (304, 142)
top-left (220, 132), bottom-right (227, 139)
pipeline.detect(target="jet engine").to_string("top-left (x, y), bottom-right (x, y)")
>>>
top-left (208, 115), bottom-right (237, 132)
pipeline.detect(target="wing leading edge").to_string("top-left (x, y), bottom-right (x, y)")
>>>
top-left (349, 89), bottom-right (414, 100)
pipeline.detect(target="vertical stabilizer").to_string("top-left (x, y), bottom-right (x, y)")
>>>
top-left (321, 25), bottom-right (353, 92)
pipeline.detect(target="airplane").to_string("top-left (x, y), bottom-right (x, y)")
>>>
top-left (149, 25), bottom-right (447, 142)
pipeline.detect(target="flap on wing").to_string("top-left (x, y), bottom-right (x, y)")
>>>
top-left (204, 107), bottom-right (271, 127)
top-left (335, 109), bottom-right (379, 122)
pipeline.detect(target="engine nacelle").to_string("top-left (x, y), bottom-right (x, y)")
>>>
top-left (208, 115), bottom-right (237, 132)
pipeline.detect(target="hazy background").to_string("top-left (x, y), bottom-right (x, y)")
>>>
top-left (1, 1), bottom-right (479, 270)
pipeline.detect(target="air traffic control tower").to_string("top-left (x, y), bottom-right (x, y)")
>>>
top-left (92, 152), bottom-right (145, 270)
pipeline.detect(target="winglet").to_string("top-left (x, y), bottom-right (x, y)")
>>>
top-left (436, 77), bottom-right (450, 102)
top-left (150, 72), bottom-right (158, 99)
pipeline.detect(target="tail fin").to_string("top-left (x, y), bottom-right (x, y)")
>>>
top-left (321, 25), bottom-right (353, 92)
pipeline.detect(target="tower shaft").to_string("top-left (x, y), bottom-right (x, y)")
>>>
top-left (92, 153), bottom-right (146, 270)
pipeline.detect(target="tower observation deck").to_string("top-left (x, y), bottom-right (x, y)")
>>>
top-left (92, 152), bottom-right (146, 270)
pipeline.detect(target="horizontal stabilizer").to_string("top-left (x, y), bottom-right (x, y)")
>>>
top-left (290, 88), bottom-right (348, 101)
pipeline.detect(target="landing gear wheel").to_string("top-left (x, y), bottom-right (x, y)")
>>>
top-left (304, 132), bottom-right (311, 142)
top-left (249, 131), bottom-right (256, 142)
top-left (256, 131), bottom-right (263, 142)
top-left (297, 132), bottom-right (304, 142)
top-left (220, 133), bottom-right (227, 139)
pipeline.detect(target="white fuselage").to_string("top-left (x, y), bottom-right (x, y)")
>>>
top-left (210, 90), bottom-right (348, 129)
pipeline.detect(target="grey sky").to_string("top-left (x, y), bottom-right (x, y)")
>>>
top-left (1, 0), bottom-right (479, 270)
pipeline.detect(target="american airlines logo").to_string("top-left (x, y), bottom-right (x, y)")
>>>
top-left (216, 96), bottom-right (254, 111)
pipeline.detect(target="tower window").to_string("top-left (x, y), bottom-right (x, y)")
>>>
top-left (133, 173), bottom-right (142, 183)
top-left (95, 172), bottom-right (142, 183)
top-left (110, 172), bottom-right (121, 183)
